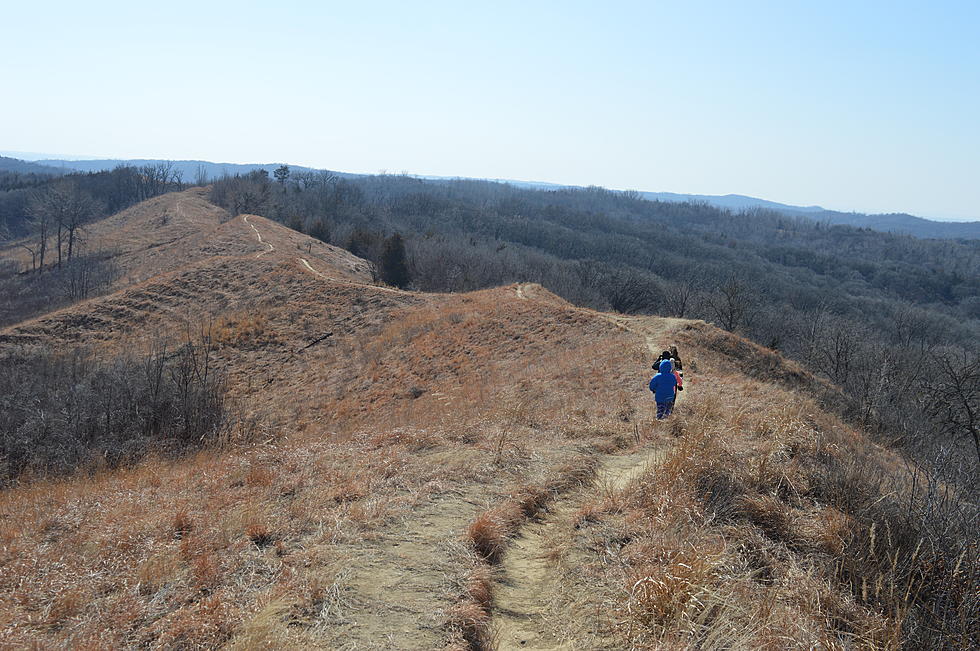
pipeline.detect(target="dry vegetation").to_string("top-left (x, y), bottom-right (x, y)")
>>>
top-left (1, 189), bottom-right (974, 649)
top-left (531, 350), bottom-right (978, 649)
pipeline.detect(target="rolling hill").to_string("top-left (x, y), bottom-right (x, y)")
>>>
top-left (0, 190), bottom-right (974, 648)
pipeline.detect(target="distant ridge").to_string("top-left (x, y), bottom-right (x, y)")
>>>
top-left (31, 158), bottom-right (325, 183)
top-left (0, 156), bottom-right (67, 176)
top-left (8, 155), bottom-right (980, 239)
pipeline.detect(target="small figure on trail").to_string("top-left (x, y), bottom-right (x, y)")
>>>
top-left (649, 358), bottom-right (678, 420)
top-left (655, 348), bottom-right (684, 373)
top-left (653, 348), bottom-right (684, 392)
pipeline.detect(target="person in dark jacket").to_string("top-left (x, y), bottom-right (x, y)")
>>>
top-left (649, 358), bottom-right (678, 420)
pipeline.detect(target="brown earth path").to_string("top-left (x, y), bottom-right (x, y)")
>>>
top-left (493, 288), bottom-right (690, 649)
top-left (318, 483), bottom-right (491, 649)
top-left (243, 214), bottom-right (275, 257)
top-left (492, 446), bottom-right (668, 649)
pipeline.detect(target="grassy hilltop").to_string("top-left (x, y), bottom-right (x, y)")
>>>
top-left (0, 189), bottom-right (975, 649)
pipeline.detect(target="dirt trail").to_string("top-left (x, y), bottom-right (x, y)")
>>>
top-left (489, 311), bottom-right (684, 649)
top-left (492, 446), bottom-right (667, 649)
top-left (297, 256), bottom-right (408, 296)
top-left (299, 257), bottom-right (327, 279)
top-left (321, 485), bottom-right (488, 649)
top-left (242, 215), bottom-right (274, 257)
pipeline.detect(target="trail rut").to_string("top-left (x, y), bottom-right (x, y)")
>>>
top-left (492, 446), bottom-right (667, 649)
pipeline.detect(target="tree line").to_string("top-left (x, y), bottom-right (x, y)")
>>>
top-left (0, 164), bottom-right (185, 327)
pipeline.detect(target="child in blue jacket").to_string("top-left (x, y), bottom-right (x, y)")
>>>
top-left (649, 359), bottom-right (678, 419)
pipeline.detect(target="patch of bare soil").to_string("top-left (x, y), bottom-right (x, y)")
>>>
top-left (320, 484), bottom-right (489, 649)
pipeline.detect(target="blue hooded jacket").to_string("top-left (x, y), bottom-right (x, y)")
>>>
top-left (649, 359), bottom-right (678, 403)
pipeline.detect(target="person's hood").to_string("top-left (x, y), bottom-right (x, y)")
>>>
top-left (659, 359), bottom-right (672, 374)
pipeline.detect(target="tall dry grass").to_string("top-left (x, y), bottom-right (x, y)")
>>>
top-left (556, 372), bottom-right (977, 649)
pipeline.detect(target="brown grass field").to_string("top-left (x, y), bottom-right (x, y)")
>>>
top-left (0, 190), bottom-right (974, 649)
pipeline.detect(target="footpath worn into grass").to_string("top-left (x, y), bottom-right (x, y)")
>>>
top-left (492, 445), bottom-right (669, 649)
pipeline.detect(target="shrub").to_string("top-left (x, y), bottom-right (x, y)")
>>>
top-left (0, 337), bottom-right (228, 483)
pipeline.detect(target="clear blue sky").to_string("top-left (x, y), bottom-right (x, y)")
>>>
top-left (3, 1), bottom-right (978, 219)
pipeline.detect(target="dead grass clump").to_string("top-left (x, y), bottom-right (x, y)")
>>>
top-left (444, 549), bottom-right (497, 651)
top-left (246, 521), bottom-right (275, 549)
top-left (147, 594), bottom-right (235, 649)
top-left (626, 547), bottom-right (722, 628)
top-left (245, 463), bottom-right (275, 487)
top-left (445, 601), bottom-right (494, 650)
top-left (212, 310), bottom-right (275, 348)
top-left (736, 493), bottom-right (794, 544)
top-left (173, 509), bottom-right (193, 539)
top-left (192, 552), bottom-right (221, 591)
top-left (467, 453), bottom-right (599, 564)
top-left (369, 427), bottom-right (443, 451)
top-left (467, 506), bottom-right (520, 564)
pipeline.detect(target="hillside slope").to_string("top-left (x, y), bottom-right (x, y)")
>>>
top-left (0, 192), bottom-right (973, 649)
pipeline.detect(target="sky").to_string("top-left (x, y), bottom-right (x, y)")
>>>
top-left (2, 1), bottom-right (978, 220)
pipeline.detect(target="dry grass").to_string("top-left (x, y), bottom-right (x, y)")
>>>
top-left (445, 562), bottom-right (498, 651)
top-left (0, 260), bottom-right (650, 648)
top-left (8, 189), bottom-right (969, 648)
top-left (545, 367), bottom-right (978, 649)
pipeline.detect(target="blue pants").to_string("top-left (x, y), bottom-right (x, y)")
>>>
top-left (656, 400), bottom-right (674, 420)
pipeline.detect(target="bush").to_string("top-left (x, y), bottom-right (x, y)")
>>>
top-left (0, 338), bottom-right (228, 483)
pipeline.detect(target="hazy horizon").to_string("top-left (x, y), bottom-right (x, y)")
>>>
top-left (5, 148), bottom-right (976, 223)
top-left (3, 1), bottom-right (977, 221)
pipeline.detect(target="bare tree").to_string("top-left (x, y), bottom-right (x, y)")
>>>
top-left (194, 164), bottom-right (209, 186)
top-left (663, 280), bottom-right (699, 318)
top-left (27, 192), bottom-right (52, 272)
top-left (926, 352), bottom-right (980, 464)
top-left (706, 273), bottom-right (754, 332)
top-left (29, 181), bottom-right (102, 268)
top-left (18, 242), bottom-right (39, 273)
top-left (60, 248), bottom-right (119, 301)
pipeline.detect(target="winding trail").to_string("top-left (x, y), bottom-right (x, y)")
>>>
top-left (242, 215), bottom-right (274, 257)
top-left (296, 255), bottom-right (408, 296)
top-left (490, 313), bottom-right (687, 648)
top-left (298, 257), bottom-right (327, 279)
